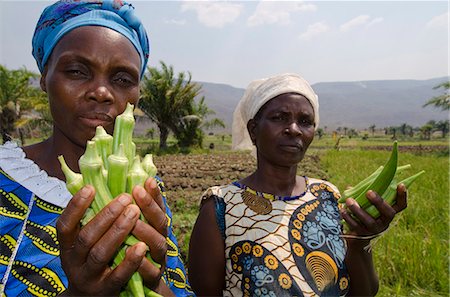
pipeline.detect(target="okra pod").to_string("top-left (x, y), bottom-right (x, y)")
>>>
top-left (58, 155), bottom-right (84, 195)
top-left (142, 154), bottom-right (157, 177)
top-left (113, 103), bottom-right (135, 167)
top-left (92, 126), bottom-right (113, 170)
top-left (107, 144), bottom-right (129, 197)
top-left (365, 170), bottom-right (425, 218)
top-left (354, 141), bottom-right (398, 209)
top-left (79, 141), bottom-right (113, 214)
top-left (127, 156), bottom-right (148, 194)
top-left (340, 165), bottom-right (384, 203)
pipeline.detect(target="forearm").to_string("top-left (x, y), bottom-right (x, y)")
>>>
top-left (345, 239), bottom-right (379, 297)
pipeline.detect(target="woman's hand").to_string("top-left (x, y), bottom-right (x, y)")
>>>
top-left (341, 183), bottom-right (408, 237)
top-left (131, 177), bottom-right (173, 295)
top-left (57, 185), bottom-right (146, 296)
top-left (57, 178), bottom-right (171, 296)
top-left (341, 184), bottom-right (407, 296)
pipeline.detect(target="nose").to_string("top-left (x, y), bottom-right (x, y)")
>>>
top-left (284, 122), bottom-right (302, 136)
top-left (87, 79), bottom-right (114, 103)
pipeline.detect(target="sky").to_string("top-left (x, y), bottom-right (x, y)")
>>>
top-left (0, 0), bottom-right (448, 88)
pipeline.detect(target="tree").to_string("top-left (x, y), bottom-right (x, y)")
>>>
top-left (399, 123), bottom-right (413, 137)
top-left (15, 86), bottom-right (52, 141)
top-left (316, 128), bottom-right (324, 139)
top-left (139, 61), bottom-right (224, 149)
top-left (139, 61), bottom-right (199, 149)
top-left (173, 97), bottom-right (225, 148)
top-left (0, 65), bottom-right (41, 144)
top-left (434, 120), bottom-right (449, 138)
top-left (420, 123), bottom-right (433, 140)
top-left (369, 124), bottom-right (376, 137)
top-left (423, 81), bottom-right (450, 111)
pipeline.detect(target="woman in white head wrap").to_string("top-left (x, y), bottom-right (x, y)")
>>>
top-left (188, 73), bottom-right (407, 297)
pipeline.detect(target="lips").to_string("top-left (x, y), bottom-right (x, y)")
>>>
top-left (79, 112), bottom-right (114, 128)
top-left (279, 142), bottom-right (303, 152)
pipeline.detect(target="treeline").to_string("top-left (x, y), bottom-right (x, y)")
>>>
top-left (315, 120), bottom-right (449, 140)
top-left (0, 62), bottom-right (224, 150)
top-left (1, 63), bottom-right (448, 149)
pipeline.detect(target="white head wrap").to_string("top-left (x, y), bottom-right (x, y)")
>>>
top-left (232, 73), bottom-right (319, 151)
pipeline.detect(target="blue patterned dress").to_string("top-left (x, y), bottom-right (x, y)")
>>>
top-left (204, 177), bottom-right (350, 297)
top-left (0, 142), bottom-right (194, 297)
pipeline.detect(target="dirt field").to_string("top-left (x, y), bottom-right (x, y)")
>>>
top-left (154, 151), bottom-right (328, 205)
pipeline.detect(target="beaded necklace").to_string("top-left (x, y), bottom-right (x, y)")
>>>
top-left (232, 177), bottom-right (309, 215)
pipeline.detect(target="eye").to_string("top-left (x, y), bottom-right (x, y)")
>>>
top-left (65, 66), bottom-right (87, 77)
top-left (299, 117), bottom-right (314, 127)
top-left (270, 113), bottom-right (287, 121)
top-left (113, 72), bottom-right (138, 87)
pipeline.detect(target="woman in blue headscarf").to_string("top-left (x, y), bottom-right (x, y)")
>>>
top-left (0, 1), bottom-right (193, 296)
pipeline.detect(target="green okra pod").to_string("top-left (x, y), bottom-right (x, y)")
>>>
top-left (340, 165), bottom-right (384, 203)
top-left (113, 103), bottom-right (135, 167)
top-left (127, 156), bottom-right (148, 194)
top-left (92, 126), bottom-right (113, 170)
top-left (107, 144), bottom-right (129, 197)
top-left (354, 141), bottom-right (398, 209)
top-left (58, 155), bottom-right (84, 195)
top-left (142, 154), bottom-right (157, 177)
top-left (365, 170), bottom-right (425, 218)
top-left (79, 141), bottom-right (113, 214)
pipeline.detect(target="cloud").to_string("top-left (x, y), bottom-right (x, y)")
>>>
top-left (426, 12), bottom-right (448, 28)
top-left (181, 2), bottom-right (243, 28)
top-left (299, 21), bottom-right (329, 41)
top-left (340, 15), bottom-right (383, 32)
top-left (340, 15), bottom-right (370, 32)
top-left (367, 17), bottom-right (383, 27)
top-left (247, 1), bottom-right (317, 27)
top-left (164, 18), bottom-right (187, 26)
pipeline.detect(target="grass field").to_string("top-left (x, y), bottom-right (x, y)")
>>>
top-left (22, 133), bottom-right (449, 296)
top-left (321, 146), bottom-right (449, 297)
top-left (155, 135), bottom-right (449, 297)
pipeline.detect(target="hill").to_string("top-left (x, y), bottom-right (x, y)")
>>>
top-left (196, 77), bottom-right (449, 132)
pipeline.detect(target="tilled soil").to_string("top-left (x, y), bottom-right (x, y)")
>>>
top-left (153, 152), bottom-right (328, 205)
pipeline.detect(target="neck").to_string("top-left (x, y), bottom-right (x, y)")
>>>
top-left (22, 128), bottom-right (86, 181)
top-left (242, 161), bottom-right (304, 197)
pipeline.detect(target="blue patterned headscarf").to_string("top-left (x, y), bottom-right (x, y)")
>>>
top-left (32, 0), bottom-right (149, 78)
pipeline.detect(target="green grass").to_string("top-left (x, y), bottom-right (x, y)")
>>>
top-left (321, 148), bottom-right (449, 296)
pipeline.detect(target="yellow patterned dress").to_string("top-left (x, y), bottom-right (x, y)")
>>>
top-left (0, 142), bottom-right (194, 297)
top-left (204, 177), bottom-right (350, 297)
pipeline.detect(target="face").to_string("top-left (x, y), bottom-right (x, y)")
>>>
top-left (248, 93), bottom-right (315, 167)
top-left (41, 26), bottom-right (141, 147)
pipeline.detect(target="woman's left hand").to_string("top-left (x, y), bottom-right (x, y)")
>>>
top-left (340, 184), bottom-right (408, 237)
top-left (131, 177), bottom-right (172, 295)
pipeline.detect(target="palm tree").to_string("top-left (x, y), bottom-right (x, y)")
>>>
top-left (423, 81), bottom-right (450, 111)
top-left (139, 61), bottom-right (224, 149)
top-left (139, 61), bottom-right (200, 149)
top-left (369, 124), bottom-right (376, 137)
top-left (434, 120), bottom-right (449, 138)
top-left (0, 65), bottom-right (41, 144)
top-left (174, 97), bottom-right (225, 148)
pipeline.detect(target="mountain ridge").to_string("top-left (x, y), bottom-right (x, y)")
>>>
top-left (195, 76), bottom-right (449, 132)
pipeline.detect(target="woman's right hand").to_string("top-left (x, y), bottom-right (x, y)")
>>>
top-left (56, 185), bottom-right (147, 296)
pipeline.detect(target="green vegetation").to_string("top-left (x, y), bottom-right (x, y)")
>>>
top-left (139, 61), bottom-right (224, 150)
top-left (321, 145), bottom-right (449, 297)
top-left (423, 81), bottom-right (450, 111)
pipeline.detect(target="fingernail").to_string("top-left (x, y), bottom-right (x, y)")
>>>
top-left (118, 194), bottom-right (132, 206)
top-left (135, 243), bottom-right (147, 257)
top-left (135, 186), bottom-right (146, 200)
top-left (124, 205), bottom-right (138, 219)
top-left (367, 191), bottom-right (376, 199)
top-left (79, 186), bottom-right (92, 199)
